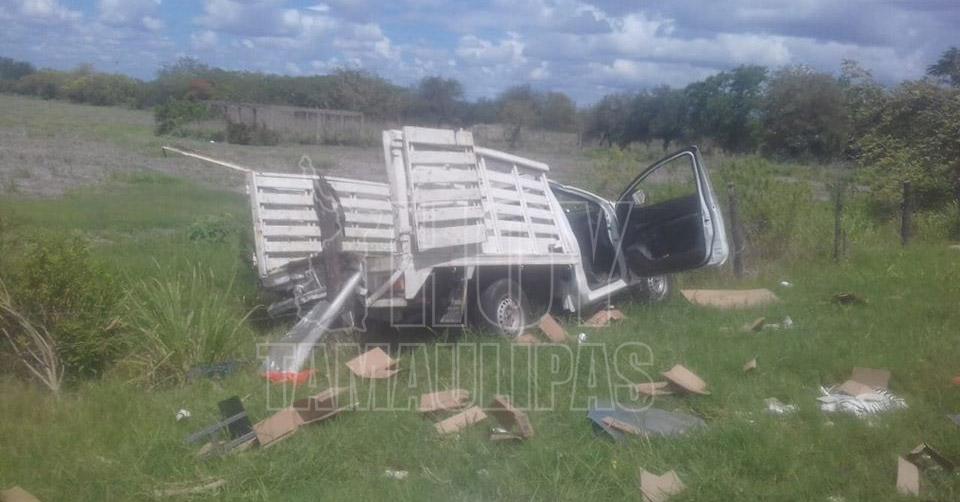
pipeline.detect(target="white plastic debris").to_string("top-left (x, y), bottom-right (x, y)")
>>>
top-left (782, 316), bottom-right (794, 329)
top-left (175, 409), bottom-right (191, 422)
top-left (779, 281), bottom-right (793, 288)
top-left (384, 470), bottom-right (408, 480)
top-left (764, 398), bottom-right (798, 415)
top-left (577, 333), bottom-right (588, 344)
top-left (817, 386), bottom-right (907, 417)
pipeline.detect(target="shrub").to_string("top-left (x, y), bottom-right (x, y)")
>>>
top-left (15, 71), bottom-right (69, 99)
top-left (62, 73), bottom-right (142, 106)
top-left (154, 98), bottom-right (210, 135)
top-left (226, 121), bottom-right (280, 146)
top-left (6, 236), bottom-right (122, 379)
top-left (0, 279), bottom-right (63, 395)
top-left (121, 266), bottom-right (255, 387)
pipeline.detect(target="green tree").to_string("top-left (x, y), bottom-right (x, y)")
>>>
top-left (0, 56), bottom-right (35, 81)
top-left (685, 65), bottom-right (766, 152)
top-left (761, 66), bottom-right (849, 161)
top-left (927, 47), bottom-right (960, 87)
top-left (497, 85), bottom-right (539, 147)
top-left (539, 91), bottom-right (577, 132)
top-left (415, 76), bottom-right (464, 125)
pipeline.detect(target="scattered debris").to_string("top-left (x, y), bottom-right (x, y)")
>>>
top-left (384, 470), bottom-right (409, 480)
top-left (833, 292), bottom-right (865, 305)
top-left (435, 406), bottom-right (487, 434)
top-left (603, 416), bottom-right (644, 435)
top-left (906, 443), bottom-right (954, 472)
top-left (577, 333), bottom-right (588, 344)
top-left (538, 314), bottom-right (570, 343)
top-left (743, 358), bottom-right (757, 373)
top-left (817, 386), bottom-right (907, 417)
top-left (254, 387), bottom-right (347, 448)
top-left (583, 307), bottom-right (626, 327)
top-left (633, 381), bottom-right (674, 396)
top-left (488, 395), bottom-right (534, 439)
top-left (175, 409), bottom-right (191, 422)
top-left (587, 401), bottom-right (706, 441)
top-left (764, 397), bottom-right (797, 415)
top-left (639, 469), bottom-right (686, 502)
top-left (263, 368), bottom-right (316, 385)
top-left (782, 316), bottom-right (794, 329)
top-left (490, 426), bottom-right (523, 442)
top-left (851, 367), bottom-right (891, 389)
top-left (662, 364), bottom-right (710, 395)
top-left (218, 396), bottom-right (254, 440)
top-left (0, 487), bottom-right (40, 502)
top-left (743, 317), bottom-right (766, 333)
top-left (681, 288), bottom-right (780, 309)
top-left (896, 443), bottom-right (956, 497)
top-left (346, 347), bottom-right (399, 379)
top-left (513, 333), bottom-right (541, 345)
top-left (897, 456), bottom-right (920, 496)
top-left (779, 280), bottom-right (793, 288)
top-left (186, 396), bottom-right (255, 459)
top-left (948, 414), bottom-right (960, 427)
top-left (418, 389), bottom-right (470, 414)
top-left (153, 479), bottom-right (226, 498)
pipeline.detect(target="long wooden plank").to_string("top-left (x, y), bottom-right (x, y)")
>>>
top-left (343, 211), bottom-right (394, 225)
top-left (404, 127), bottom-right (473, 146)
top-left (485, 169), bottom-right (544, 190)
top-left (409, 150), bottom-right (475, 166)
top-left (261, 225), bottom-right (322, 237)
top-left (344, 226), bottom-right (395, 240)
top-left (256, 176), bottom-right (315, 190)
top-left (493, 202), bottom-right (555, 220)
top-left (342, 241), bottom-right (395, 253)
top-left (410, 166), bottom-right (479, 184)
top-left (327, 180), bottom-right (390, 197)
top-left (264, 241), bottom-right (323, 254)
top-left (259, 209), bottom-right (318, 222)
top-left (495, 236), bottom-right (549, 254)
top-left (475, 147), bottom-right (549, 171)
top-left (414, 187), bottom-right (482, 203)
top-left (339, 197), bottom-right (392, 211)
top-left (496, 220), bottom-right (560, 235)
top-left (416, 224), bottom-right (485, 249)
top-left (416, 205), bottom-right (485, 223)
top-left (488, 187), bottom-right (525, 203)
top-left (258, 192), bottom-right (314, 206)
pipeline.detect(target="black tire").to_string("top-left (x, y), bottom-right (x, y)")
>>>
top-left (475, 278), bottom-right (530, 338)
top-left (635, 275), bottom-right (673, 304)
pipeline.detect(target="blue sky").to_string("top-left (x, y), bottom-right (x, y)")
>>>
top-left (1, 0), bottom-right (957, 102)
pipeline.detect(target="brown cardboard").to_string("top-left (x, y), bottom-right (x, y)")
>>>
top-left (837, 379), bottom-right (875, 397)
top-left (743, 358), bottom-right (758, 372)
top-left (743, 317), bottom-right (766, 333)
top-left (253, 407), bottom-right (303, 448)
top-left (418, 389), bottom-right (471, 413)
top-left (254, 387), bottom-right (347, 447)
top-left (0, 487), bottom-right (41, 502)
top-left (633, 381), bottom-right (674, 396)
top-left (347, 347), bottom-right (399, 379)
top-left (662, 364), bottom-right (710, 395)
top-left (583, 308), bottom-right (626, 327)
top-left (681, 289), bottom-right (780, 309)
top-left (513, 333), bottom-right (541, 345)
top-left (851, 367), bottom-right (891, 390)
top-left (488, 395), bottom-right (534, 438)
top-left (435, 406), bottom-right (487, 434)
top-left (292, 387), bottom-right (345, 424)
top-left (639, 469), bottom-right (686, 502)
top-left (602, 416), bottom-right (643, 435)
top-left (896, 456), bottom-right (920, 496)
top-left (538, 314), bottom-right (570, 343)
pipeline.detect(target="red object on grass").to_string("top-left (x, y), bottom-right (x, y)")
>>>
top-left (263, 369), bottom-right (315, 385)
top-left (952, 375), bottom-right (960, 386)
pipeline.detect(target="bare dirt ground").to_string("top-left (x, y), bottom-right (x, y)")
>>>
top-left (0, 95), bottom-right (595, 198)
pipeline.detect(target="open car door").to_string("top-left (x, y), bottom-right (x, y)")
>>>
top-left (615, 146), bottom-right (728, 277)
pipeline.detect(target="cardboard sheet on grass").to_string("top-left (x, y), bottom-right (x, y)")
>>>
top-left (419, 389), bottom-right (470, 413)
top-left (538, 314), bottom-right (571, 343)
top-left (347, 347), bottom-right (398, 379)
top-left (640, 469), bottom-right (685, 502)
top-left (633, 365), bottom-right (711, 397)
top-left (255, 387), bottom-right (346, 447)
top-left (583, 308), bottom-right (626, 328)
top-left (488, 395), bottom-right (534, 440)
top-left (588, 400), bottom-right (705, 441)
top-left (897, 443), bottom-right (954, 496)
top-left (681, 289), bottom-right (779, 309)
top-left (0, 487), bottom-right (40, 502)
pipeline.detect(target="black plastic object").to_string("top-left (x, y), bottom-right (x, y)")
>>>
top-left (218, 396), bottom-right (253, 439)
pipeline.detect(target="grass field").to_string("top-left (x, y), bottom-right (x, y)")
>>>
top-left (1, 96), bottom-right (960, 501)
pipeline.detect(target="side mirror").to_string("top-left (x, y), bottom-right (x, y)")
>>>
top-left (631, 189), bottom-right (647, 206)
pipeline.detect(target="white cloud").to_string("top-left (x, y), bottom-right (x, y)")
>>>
top-left (18, 0), bottom-right (81, 22)
top-left (190, 30), bottom-right (219, 51)
top-left (456, 33), bottom-right (526, 66)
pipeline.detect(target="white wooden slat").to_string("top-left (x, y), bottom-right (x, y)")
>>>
top-left (493, 202), bottom-right (555, 220)
top-left (519, 191), bottom-right (551, 207)
top-left (497, 236), bottom-right (548, 254)
top-left (261, 225), bottom-right (322, 237)
top-left (484, 169), bottom-right (544, 190)
top-left (496, 220), bottom-right (561, 235)
top-left (257, 192), bottom-right (314, 206)
top-left (340, 197), bottom-right (392, 211)
top-left (404, 127), bottom-right (473, 146)
top-left (416, 224), bottom-right (485, 249)
top-left (265, 257), bottom-right (301, 272)
top-left (488, 187), bottom-right (525, 203)
top-left (344, 226), bottom-right (395, 240)
top-left (342, 241), bottom-right (395, 253)
top-left (416, 205), bottom-right (484, 223)
top-left (259, 209), bottom-right (318, 222)
top-left (475, 147), bottom-right (549, 171)
top-left (410, 166), bottom-right (479, 184)
top-left (413, 187), bottom-right (482, 203)
top-left (264, 241), bottom-right (323, 254)
top-left (255, 176), bottom-right (315, 190)
top-left (343, 211), bottom-right (395, 225)
top-left (409, 150), bottom-right (475, 166)
top-left (327, 179), bottom-right (391, 197)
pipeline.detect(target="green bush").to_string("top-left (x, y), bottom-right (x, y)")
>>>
top-left (187, 213), bottom-right (239, 243)
top-left (154, 98), bottom-right (210, 135)
top-left (226, 121), bottom-right (280, 146)
top-left (15, 71), bottom-right (69, 99)
top-left (121, 265), bottom-right (255, 387)
top-left (62, 73), bottom-right (142, 106)
top-left (5, 236), bottom-right (122, 379)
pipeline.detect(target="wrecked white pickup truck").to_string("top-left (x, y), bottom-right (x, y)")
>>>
top-left (166, 126), bottom-right (727, 377)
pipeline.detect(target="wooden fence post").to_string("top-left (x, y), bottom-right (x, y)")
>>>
top-left (901, 181), bottom-right (912, 246)
top-left (727, 182), bottom-right (744, 278)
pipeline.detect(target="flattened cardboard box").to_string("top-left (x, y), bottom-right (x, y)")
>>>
top-left (347, 347), bottom-right (399, 379)
top-left (435, 406), bottom-right (487, 434)
top-left (662, 364), bottom-right (710, 395)
top-left (488, 395), bottom-right (534, 438)
top-left (639, 469), bottom-right (685, 502)
top-left (538, 314), bottom-right (570, 343)
top-left (254, 387), bottom-right (345, 447)
top-left (583, 308), bottom-right (626, 328)
top-left (419, 389), bottom-right (470, 413)
top-left (681, 289), bottom-right (780, 309)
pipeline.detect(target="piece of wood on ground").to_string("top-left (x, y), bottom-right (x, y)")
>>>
top-left (742, 317), bottom-right (766, 333)
top-left (851, 367), bottom-right (891, 390)
top-left (662, 364), bottom-right (710, 395)
top-left (0, 487), bottom-right (41, 502)
top-left (837, 379), bottom-right (875, 397)
top-left (583, 308), bottom-right (626, 327)
top-left (633, 381), bottom-right (674, 396)
top-left (538, 314), bottom-right (570, 343)
top-left (681, 289), bottom-right (780, 309)
top-left (435, 406), bottom-right (487, 435)
top-left (419, 389), bottom-right (471, 413)
top-left (896, 456), bottom-right (921, 496)
top-left (603, 416), bottom-right (644, 436)
top-left (346, 347), bottom-right (399, 379)
top-left (639, 469), bottom-right (686, 502)
top-left (154, 479), bottom-right (226, 498)
top-left (292, 386), bottom-right (346, 425)
top-left (513, 333), bottom-right (541, 345)
top-left (488, 395), bottom-right (534, 438)
top-left (743, 357), bottom-right (758, 372)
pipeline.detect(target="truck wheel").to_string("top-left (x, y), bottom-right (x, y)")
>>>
top-left (476, 278), bottom-right (530, 337)
top-left (638, 275), bottom-right (672, 303)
